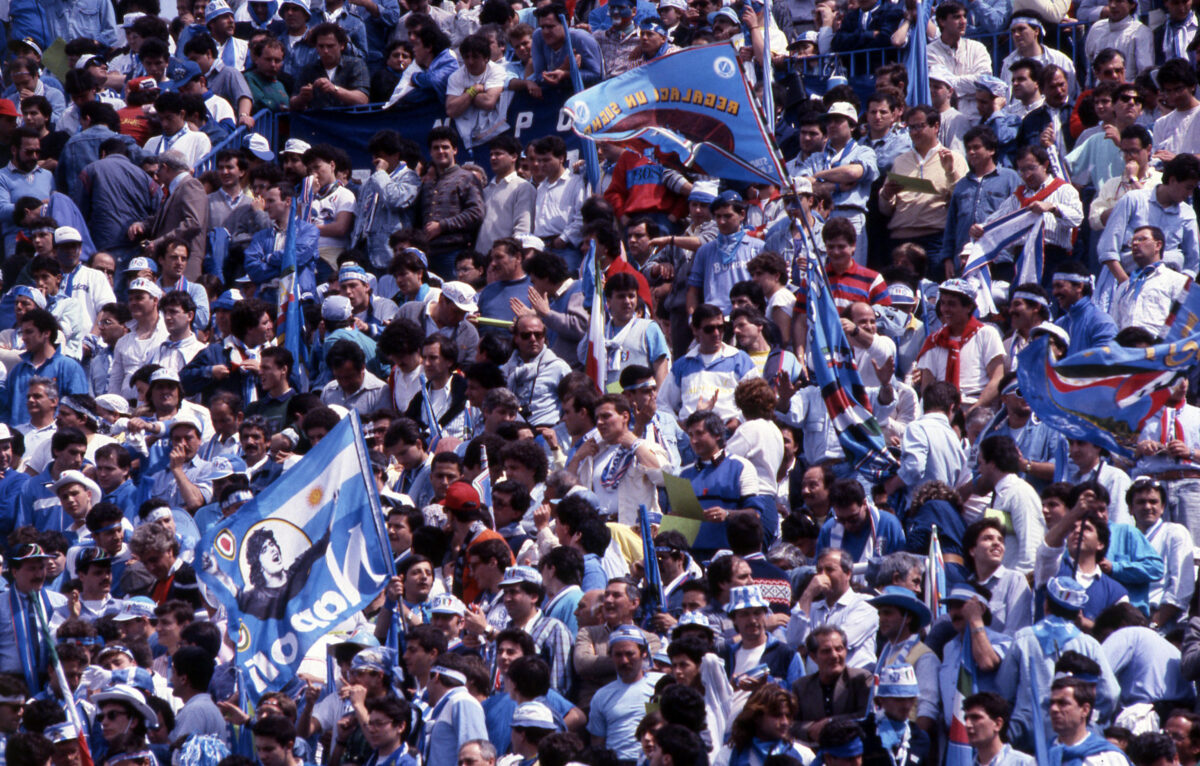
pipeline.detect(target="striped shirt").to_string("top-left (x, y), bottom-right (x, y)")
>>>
top-left (795, 261), bottom-right (893, 314)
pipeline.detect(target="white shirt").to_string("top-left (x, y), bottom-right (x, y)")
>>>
top-left (725, 419), bottom-right (784, 498)
top-left (310, 184), bottom-right (357, 251)
top-left (61, 263), bottom-right (116, 323)
top-left (143, 126), bottom-right (211, 170)
top-left (1110, 261), bottom-right (1191, 333)
top-left (107, 318), bottom-right (169, 399)
top-left (992, 472), bottom-right (1046, 573)
top-left (985, 179), bottom-right (1084, 250)
top-left (897, 411), bottom-right (968, 489)
top-left (533, 170), bottom-right (587, 239)
top-left (1085, 15), bottom-right (1154, 82)
top-left (151, 333), bottom-right (206, 373)
top-left (1153, 103), bottom-right (1200, 157)
top-left (787, 588), bottom-right (879, 670)
top-left (926, 37), bottom-right (993, 122)
top-left (915, 323), bottom-right (1005, 402)
top-left (852, 333), bottom-right (896, 387)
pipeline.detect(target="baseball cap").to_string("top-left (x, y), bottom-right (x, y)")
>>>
top-left (429, 594), bottom-right (467, 617)
top-left (322, 294), bottom-right (353, 322)
top-left (55, 226), bottom-right (82, 244)
top-left (8, 37), bottom-right (42, 57)
top-left (439, 281), bottom-right (478, 312)
top-left (826, 101), bottom-right (858, 125)
top-left (282, 138), bottom-right (311, 156)
top-left (125, 256), bottom-right (159, 274)
top-left (75, 54), bottom-right (107, 70)
top-left (127, 278), bottom-right (163, 299)
top-left (512, 702), bottom-right (557, 730)
top-left (212, 288), bottom-right (243, 311)
top-left (127, 76), bottom-right (159, 94)
top-left (206, 0), bottom-right (234, 20)
top-left (444, 482), bottom-right (482, 513)
top-left (499, 565), bottom-right (542, 588)
top-left (243, 132), bottom-right (275, 161)
top-left (114, 596), bottom-right (157, 621)
top-left (0, 100), bottom-right (18, 119)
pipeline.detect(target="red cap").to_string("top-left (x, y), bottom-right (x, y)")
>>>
top-left (0, 99), bottom-right (17, 118)
top-left (444, 482), bottom-right (481, 513)
top-left (127, 76), bottom-right (159, 93)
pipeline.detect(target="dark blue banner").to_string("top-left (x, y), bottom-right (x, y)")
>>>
top-left (288, 90), bottom-right (583, 173)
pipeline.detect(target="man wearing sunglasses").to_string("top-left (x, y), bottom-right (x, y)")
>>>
top-left (503, 314), bottom-right (571, 427)
top-left (0, 125), bottom-right (52, 255)
top-left (658, 303), bottom-right (758, 424)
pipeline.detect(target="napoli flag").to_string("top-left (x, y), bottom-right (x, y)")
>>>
top-left (563, 42), bottom-right (787, 186)
top-left (196, 411), bottom-right (393, 701)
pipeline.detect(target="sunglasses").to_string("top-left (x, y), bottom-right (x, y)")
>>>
top-left (518, 331), bottom-right (544, 340)
top-left (700, 324), bottom-right (724, 334)
top-left (100, 710), bottom-right (129, 721)
top-left (1116, 94), bottom-right (1142, 103)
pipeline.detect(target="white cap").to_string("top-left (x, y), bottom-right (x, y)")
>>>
top-left (149, 368), bottom-right (181, 386)
top-left (96, 393), bottom-right (132, 416)
top-left (168, 413), bottom-right (204, 435)
top-left (127, 278), bottom-right (163, 299)
top-left (516, 234), bottom-right (545, 252)
top-left (54, 226), bottom-right (82, 244)
top-left (439, 281), bottom-right (478, 312)
top-left (826, 101), bottom-right (858, 124)
top-left (282, 138), bottom-right (311, 156)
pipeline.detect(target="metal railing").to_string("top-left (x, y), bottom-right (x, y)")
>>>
top-left (785, 19), bottom-right (1089, 84)
top-left (195, 109), bottom-right (279, 173)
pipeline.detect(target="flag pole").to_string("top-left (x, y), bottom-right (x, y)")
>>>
top-left (33, 597), bottom-right (94, 766)
top-left (560, 14), bottom-right (602, 192)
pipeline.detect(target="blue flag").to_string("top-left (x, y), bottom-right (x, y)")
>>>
top-left (564, 42), bottom-right (787, 186)
top-left (639, 505), bottom-right (666, 617)
top-left (905, 0), bottom-right (931, 107)
top-left (277, 198), bottom-right (310, 389)
top-left (196, 411), bottom-right (394, 701)
top-left (1017, 335), bottom-right (1192, 460)
top-left (805, 257), bottom-right (898, 480)
top-left (560, 14), bottom-right (602, 191)
top-left (1165, 277), bottom-right (1200, 342)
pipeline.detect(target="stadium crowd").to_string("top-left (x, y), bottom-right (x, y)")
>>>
top-left (2, 0), bottom-right (1200, 764)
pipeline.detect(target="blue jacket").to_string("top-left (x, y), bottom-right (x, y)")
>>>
top-left (830, 0), bottom-right (906, 51)
top-left (532, 28), bottom-right (604, 86)
top-left (401, 49), bottom-right (458, 105)
top-left (1055, 296), bottom-right (1118, 355)
top-left (57, 126), bottom-right (137, 200)
top-left (0, 469), bottom-right (30, 547)
top-left (8, 0), bottom-right (64, 50)
top-left (243, 220), bottom-right (320, 301)
top-left (74, 154), bottom-right (157, 253)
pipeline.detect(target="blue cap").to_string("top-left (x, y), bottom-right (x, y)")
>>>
top-left (868, 585), bottom-right (932, 629)
top-left (726, 584), bottom-right (769, 614)
top-left (124, 256), bottom-right (159, 274)
top-left (640, 17), bottom-right (667, 35)
top-left (11, 285), bottom-right (45, 309)
top-left (499, 565), bottom-right (542, 588)
top-left (1047, 576), bottom-right (1089, 611)
top-left (212, 288), bottom-right (243, 311)
top-left (338, 263), bottom-right (371, 284)
top-left (875, 663), bottom-right (920, 698)
top-left (166, 59), bottom-right (203, 90)
top-left (608, 624), bottom-right (648, 647)
top-left (708, 6), bottom-right (739, 24)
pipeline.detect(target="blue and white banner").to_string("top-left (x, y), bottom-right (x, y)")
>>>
top-left (961, 207), bottom-right (1041, 278)
top-left (563, 42), bottom-right (788, 186)
top-left (1017, 335), bottom-right (1195, 459)
top-left (196, 411), bottom-right (393, 701)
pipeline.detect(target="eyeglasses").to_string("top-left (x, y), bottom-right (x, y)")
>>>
top-left (700, 324), bottom-right (724, 334)
top-left (518, 331), bottom-right (544, 340)
top-left (100, 710), bottom-right (129, 721)
top-left (1117, 94), bottom-right (1142, 103)
top-left (906, 122), bottom-right (929, 131)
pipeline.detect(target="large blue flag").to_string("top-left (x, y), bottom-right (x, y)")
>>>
top-left (1165, 277), bottom-right (1200, 342)
top-left (564, 42), bottom-right (787, 186)
top-left (196, 411), bottom-right (393, 701)
top-left (1017, 335), bottom-right (1192, 460)
top-left (805, 257), bottom-right (898, 480)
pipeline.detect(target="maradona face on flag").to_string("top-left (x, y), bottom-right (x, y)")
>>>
top-left (196, 411), bottom-right (392, 700)
top-left (563, 42), bottom-right (787, 186)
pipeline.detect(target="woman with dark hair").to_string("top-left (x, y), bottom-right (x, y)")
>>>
top-left (716, 684), bottom-right (813, 766)
top-left (728, 378), bottom-right (785, 534)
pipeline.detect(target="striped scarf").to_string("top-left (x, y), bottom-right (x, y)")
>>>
top-left (9, 589), bottom-right (46, 693)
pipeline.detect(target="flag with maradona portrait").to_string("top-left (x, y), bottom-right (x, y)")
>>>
top-left (196, 410), bottom-right (394, 701)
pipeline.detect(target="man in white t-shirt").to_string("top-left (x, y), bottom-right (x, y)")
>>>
top-left (915, 279), bottom-right (1004, 412)
top-left (445, 33), bottom-right (509, 148)
top-left (842, 301), bottom-right (896, 387)
top-left (304, 143), bottom-right (358, 265)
